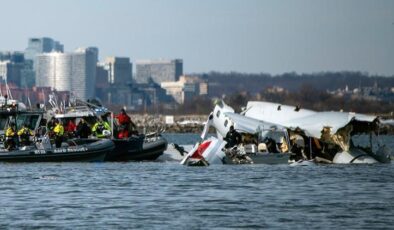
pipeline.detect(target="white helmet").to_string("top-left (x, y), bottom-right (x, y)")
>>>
top-left (102, 130), bottom-right (111, 137)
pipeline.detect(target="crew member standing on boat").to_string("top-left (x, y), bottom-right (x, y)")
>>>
top-left (92, 117), bottom-right (111, 138)
top-left (46, 117), bottom-right (56, 137)
top-left (224, 125), bottom-right (242, 148)
top-left (17, 123), bottom-right (34, 146)
top-left (76, 118), bottom-right (91, 138)
top-left (115, 108), bottom-right (137, 138)
top-left (53, 119), bottom-right (64, 148)
top-left (5, 122), bottom-right (17, 150)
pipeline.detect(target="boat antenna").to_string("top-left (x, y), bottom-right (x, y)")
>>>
top-left (49, 93), bottom-right (61, 112)
top-left (42, 88), bottom-right (46, 109)
top-left (5, 79), bottom-right (13, 100)
top-left (63, 99), bottom-right (66, 112)
top-left (27, 95), bottom-right (32, 109)
top-left (25, 86), bottom-right (32, 109)
top-left (60, 101), bottom-right (63, 113)
top-left (53, 92), bottom-right (59, 109)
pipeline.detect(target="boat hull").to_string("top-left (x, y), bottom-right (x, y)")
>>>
top-left (247, 152), bottom-right (290, 164)
top-left (104, 135), bottom-right (168, 161)
top-left (0, 139), bottom-right (114, 162)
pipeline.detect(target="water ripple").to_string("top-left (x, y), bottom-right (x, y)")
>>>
top-left (0, 134), bottom-right (393, 228)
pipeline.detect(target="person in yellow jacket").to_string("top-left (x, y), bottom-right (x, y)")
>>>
top-left (92, 118), bottom-right (111, 138)
top-left (17, 123), bottom-right (34, 146)
top-left (53, 119), bottom-right (64, 148)
top-left (5, 122), bottom-right (17, 150)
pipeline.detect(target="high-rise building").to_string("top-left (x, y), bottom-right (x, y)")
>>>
top-left (160, 75), bottom-right (208, 104)
top-left (36, 47), bottom-right (98, 101)
top-left (0, 61), bottom-right (23, 86)
top-left (135, 59), bottom-right (183, 84)
top-left (0, 51), bottom-right (25, 87)
top-left (24, 37), bottom-right (63, 87)
top-left (105, 57), bottom-right (132, 84)
top-left (0, 51), bottom-right (25, 63)
top-left (24, 37), bottom-right (64, 61)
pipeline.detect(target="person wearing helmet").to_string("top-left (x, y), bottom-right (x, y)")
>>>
top-left (5, 122), bottom-right (17, 150)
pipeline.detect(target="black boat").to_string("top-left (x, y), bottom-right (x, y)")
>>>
top-left (106, 134), bottom-right (168, 161)
top-left (0, 138), bottom-right (114, 162)
top-left (51, 102), bottom-right (168, 161)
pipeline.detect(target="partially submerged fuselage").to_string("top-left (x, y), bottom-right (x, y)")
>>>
top-left (243, 101), bottom-right (390, 164)
top-left (181, 101), bottom-right (294, 166)
top-left (181, 100), bottom-right (391, 166)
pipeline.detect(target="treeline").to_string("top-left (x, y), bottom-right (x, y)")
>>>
top-left (198, 71), bottom-right (394, 97)
top-left (136, 71), bottom-right (394, 116)
top-left (224, 86), bottom-right (394, 115)
top-left (145, 87), bottom-right (394, 116)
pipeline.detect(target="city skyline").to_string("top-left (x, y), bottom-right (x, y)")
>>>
top-left (0, 0), bottom-right (393, 76)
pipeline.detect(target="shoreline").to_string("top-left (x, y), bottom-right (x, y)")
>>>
top-left (129, 114), bottom-right (394, 134)
top-left (131, 114), bottom-right (209, 134)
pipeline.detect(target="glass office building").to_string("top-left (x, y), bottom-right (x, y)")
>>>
top-left (135, 59), bottom-right (183, 84)
top-left (36, 47), bottom-right (98, 100)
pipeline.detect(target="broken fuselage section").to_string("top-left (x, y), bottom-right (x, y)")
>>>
top-left (244, 101), bottom-right (391, 164)
top-left (181, 100), bottom-right (391, 166)
top-left (181, 101), bottom-right (294, 166)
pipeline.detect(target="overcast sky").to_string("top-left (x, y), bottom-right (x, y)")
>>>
top-left (1, 0), bottom-right (393, 76)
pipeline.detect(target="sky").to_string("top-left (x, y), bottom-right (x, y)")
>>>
top-left (1, 0), bottom-right (393, 76)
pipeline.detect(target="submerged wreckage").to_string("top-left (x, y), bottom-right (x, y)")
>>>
top-left (180, 100), bottom-right (392, 166)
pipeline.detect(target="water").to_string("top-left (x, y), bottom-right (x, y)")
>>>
top-left (0, 134), bottom-right (393, 229)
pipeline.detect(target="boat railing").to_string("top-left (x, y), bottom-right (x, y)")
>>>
top-left (63, 106), bottom-right (95, 113)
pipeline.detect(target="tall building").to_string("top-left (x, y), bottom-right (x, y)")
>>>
top-left (0, 51), bottom-right (25, 63)
top-left (24, 37), bottom-right (64, 61)
top-left (0, 51), bottom-right (28, 87)
top-left (36, 47), bottom-right (98, 101)
top-left (135, 59), bottom-right (183, 84)
top-left (0, 61), bottom-right (23, 86)
top-left (24, 38), bottom-right (63, 87)
top-left (95, 63), bottom-right (110, 103)
top-left (160, 75), bottom-right (208, 104)
top-left (97, 57), bottom-right (133, 106)
top-left (105, 57), bottom-right (132, 84)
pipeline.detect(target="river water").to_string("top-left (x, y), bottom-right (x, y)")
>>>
top-left (0, 134), bottom-right (393, 229)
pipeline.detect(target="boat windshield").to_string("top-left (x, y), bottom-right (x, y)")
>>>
top-left (0, 116), bottom-right (8, 130)
top-left (15, 114), bottom-right (40, 130)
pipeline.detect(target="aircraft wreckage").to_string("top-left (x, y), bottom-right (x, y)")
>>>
top-left (180, 100), bottom-right (392, 166)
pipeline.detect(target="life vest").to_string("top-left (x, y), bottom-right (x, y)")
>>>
top-left (96, 122), bottom-right (105, 133)
top-left (18, 127), bottom-right (32, 138)
top-left (53, 124), bottom-right (64, 136)
top-left (6, 127), bottom-right (15, 137)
